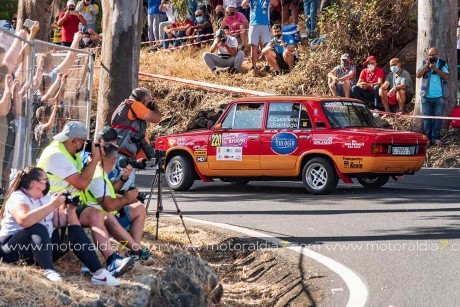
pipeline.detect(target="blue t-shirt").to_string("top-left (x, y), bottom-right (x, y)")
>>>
top-left (148, 0), bottom-right (165, 15)
top-left (418, 59), bottom-right (449, 98)
top-left (271, 36), bottom-right (296, 54)
top-left (249, 0), bottom-right (270, 26)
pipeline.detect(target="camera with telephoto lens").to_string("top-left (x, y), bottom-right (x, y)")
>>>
top-left (130, 131), bottom-right (155, 160)
top-left (62, 190), bottom-right (80, 206)
top-left (126, 187), bottom-right (147, 204)
top-left (429, 56), bottom-right (436, 64)
top-left (83, 139), bottom-right (100, 153)
top-left (220, 36), bottom-right (226, 43)
top-left (119, 156), bottom-right (147, 169)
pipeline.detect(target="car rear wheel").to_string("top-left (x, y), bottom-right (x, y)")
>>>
top-left (165, 155), bottom-right (195, 191)
top-left (302, 158), bottom-right (338, 194)
top-left (357, 174), bottom-right (390, 189)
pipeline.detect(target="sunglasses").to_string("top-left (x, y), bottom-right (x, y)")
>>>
top-left (195, 14), bottom-right (203, 16)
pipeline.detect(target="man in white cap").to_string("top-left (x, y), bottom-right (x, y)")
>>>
top-left (57, 0), bottom-right (87, 47)
top-left (37, 121), bottom-right (135, 277)
top-left (221, 4), bottom-right (249, 46)
top-left (203, 28), bottom-right (245, 74)
top-left (327, 53), bottom-right (356, 98)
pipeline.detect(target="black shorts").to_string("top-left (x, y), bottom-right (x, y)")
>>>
top-left (275, 52), bottom-right (290, 70)
top-left (281, 0), bottom-right (299, 6)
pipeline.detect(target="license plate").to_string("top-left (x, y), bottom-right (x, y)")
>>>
top-left (392, 146), bottom-right (411, 155)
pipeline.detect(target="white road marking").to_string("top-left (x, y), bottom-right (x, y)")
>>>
top-left (182, 216), bottom-right (368, 307)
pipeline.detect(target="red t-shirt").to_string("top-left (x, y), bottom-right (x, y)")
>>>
top-left (59, 12), bottom-right (81, 43)
top-left (171, 19), bottom-right (194, 29)
top-left (359, 67), bottom-right (384, 90)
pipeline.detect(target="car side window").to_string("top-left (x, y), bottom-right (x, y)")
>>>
top-left (266, 102), bottom-right (312, 129)
top-left (223, 103), bottom-right (264, 130)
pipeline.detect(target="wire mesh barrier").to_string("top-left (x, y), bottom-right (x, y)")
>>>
top-left (0, 28), bottom-right (94, 195)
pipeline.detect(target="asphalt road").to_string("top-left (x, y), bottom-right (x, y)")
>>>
top-left (137, 168), bottom-right (460, 307)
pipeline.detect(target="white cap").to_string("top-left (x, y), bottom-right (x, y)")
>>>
top-left (67, 0), bottom-right (76, 6)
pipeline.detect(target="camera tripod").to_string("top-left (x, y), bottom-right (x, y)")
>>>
top-left (145, 156), bottom-right (193, 246)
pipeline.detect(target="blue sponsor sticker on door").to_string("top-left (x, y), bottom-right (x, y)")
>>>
top-left (271, 132), bottom-right (298, 155)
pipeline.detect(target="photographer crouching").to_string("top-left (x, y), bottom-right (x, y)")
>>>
top-left (111, 87), bottom-right (162, 191)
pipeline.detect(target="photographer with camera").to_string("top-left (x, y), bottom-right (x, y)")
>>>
top-left (0, 166), bottom-right (120, 285)
top-left (37, 121), bottom-right (135, 277)
top-left (203, 28), bottom-right (244, 74)
top-left (416, 47), bottom-right (450, 146)
top-left (83, 144), bottom-right (151, 260)
top-left (111, 87), bottom-right (162, 191)
top-left (57, 0), bottom-right (87, 47)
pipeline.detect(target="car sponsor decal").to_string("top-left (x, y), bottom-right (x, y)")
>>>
top-left (313, 137), bottom-right (333, 145)
top-left (344, 140), bottom-right (365, 149)
top-left (196, 156), bottom-right (207, 162)
top-left (194, 150), bottom-right (207, 156)
top-left (211, 133), bottom-right (248, 147)
top-left (343, 157), bottom-right (363, 169)
top-left (271, 132), bottom-right (298, 155)
top-left (216, 147), bottom-right (242, 161)
top-left (168, 138), bottom-right (176, 146)
top-left (176, 137), bottom-right (186, 146)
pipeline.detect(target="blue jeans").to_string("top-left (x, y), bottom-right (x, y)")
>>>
top-left (351, 85), bottom-right (380, 108)
top-left (421, 97), bottom-right (445, 141)
top-left (163, 31), bottom-right (187, 49)
top-left (303, 0), bottom-right (319, 34)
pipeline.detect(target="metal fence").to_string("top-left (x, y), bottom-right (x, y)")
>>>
top-left (0, 28), bottom-right (94, 195)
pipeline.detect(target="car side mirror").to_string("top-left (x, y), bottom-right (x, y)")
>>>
top-left (214, 123), bottom-right (222, 131)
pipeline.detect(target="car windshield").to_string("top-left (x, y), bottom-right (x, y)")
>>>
top-left (321, 101), bottom-right (381, 128)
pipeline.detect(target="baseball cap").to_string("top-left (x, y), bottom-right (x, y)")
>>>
top-left (216, 29), bottom-right (225, 37)
top-left (53, 121), bottom-right (88, 142)
top-left (363, 55), bottom-right (377, 66)
top-left (340, 53), bottom-right (350, 60)
top-left (67, 0), bottom-right (76, 6)
top-left (226, 3), bottom-right (237, 9)
top-left (98, 126), bottom-right (121, 142)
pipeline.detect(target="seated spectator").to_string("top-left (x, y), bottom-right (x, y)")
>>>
top-left (80, 30), bottom-right (102, 48)
top-left (163, 16), bottom-right (194, 49)
top-left (327, 53), bottom-right (356, 97)
top-left (351, 55), bottom-right (384, 109)
top-left (83, 144), bottom-right (152, 261)
top-left (203, 29), bottom-right (245, 74)
top-left (215, 5), bottom-right (225, 29)
top-left (261, 23), bottom-right (297, 75)
top-left (221, 4), bottom-right (249, 46)
top-left (186, 9), bottom-right (214, 43)
top-left (379, 58), bottom-right (414, 113)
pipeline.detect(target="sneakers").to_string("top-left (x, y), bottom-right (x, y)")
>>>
top-left (107, 254), bottom-right (135, 277)
top-left (91, 269), bottom-right (121, 286)
top-left (80, 264), bottom-right (91, 275)
top-left (129, 247), bottom-right (153, 261)
top-left (43, 269), bottom-right (63, 282)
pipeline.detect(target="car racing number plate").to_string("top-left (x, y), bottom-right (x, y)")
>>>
top-left (391, 146), bottom-right (411, 155)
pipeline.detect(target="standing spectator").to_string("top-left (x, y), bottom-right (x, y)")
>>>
top-left (327, 53), bottom-right (356, 98)
top-left (215, 5), bottom-right (225, 29)
top-left (2, 14), bottom-right (16, 32)
top-left (76, 0), bottom-right (99, 32)
top-left (379, 58), bottom-right (414, 114)
top-left (187, 9), bottom-right (214, 43)
top-left (281, 0), bottom-right (299, 26)
top-left (351, 55), bottom-right (384, 109)
top-left (52, 17), bottom-right (62, 44)
top-left (270, 0), bottom-right (281, 26)
top-left (148, 0), bottom-right (167, 44)
top-left (203, 29), bottom-right (244, 74)
top-left (242, 0), bottom-right (276, 71)
top-left (319, 0), bottom-right (336, 12)
top-left (57, 0), bottom-right (87, 47)
top-left (162, 16), bottom-right (194, 49)
top-left (416, 47), bottom-right (449, 146)
top-left (221, 4), bottom-right (249, 46)
top-left (303, 0), bottom-right (318, 38)
top-left (159, 0), bottom-right (178, 41)
top-left (261, 23), bottom-right (297, 74)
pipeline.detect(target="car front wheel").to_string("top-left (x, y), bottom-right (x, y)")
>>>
top-left (357, 174), bottom-right (390, 189)
top-left (165, 155), bottom-right (195, 191)
top-left (302, 158), bottom-right (338, 195)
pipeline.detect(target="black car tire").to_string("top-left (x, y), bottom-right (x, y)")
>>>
top-left (357, 174), bottom-right (390, 189)
top-left (165, 155), bottom-right (195, 191)
top-left (302, 157), bottom-right (338, 194)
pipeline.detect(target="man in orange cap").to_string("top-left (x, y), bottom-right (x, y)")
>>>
top-left (351, 55), bottom-right (384, 110)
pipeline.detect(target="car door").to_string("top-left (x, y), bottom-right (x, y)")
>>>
top-left (260, 101), bottom-right (313, 170)
top-left (207, 102), bottom-right (264, 170)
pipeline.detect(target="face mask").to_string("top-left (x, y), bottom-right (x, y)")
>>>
top-left (367, 64), bottom-right (375, 71)
top-left (228, 11), bottom-right (235, 16)
top-left (83, 37), bottom-right (91, 44)
top-left (42, 181), bottom-right (50, 196)
top-left (76, 141), bottom-right (85, 153)
top-left (68, 7), bottom-right (75, 11)
top-left (341, 60), bottom-right (348, 67)
top-left (196, 16), bottom-right (204, 23)
top-left (390, 65), bottom-right (398, 73)
top-left (217, 12), bottom-right (224, 19)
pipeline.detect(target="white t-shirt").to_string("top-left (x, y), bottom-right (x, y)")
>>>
top-left (0, 191), bottom-right (53, 238)
top-left (164, 4), bottom-right (177, 22)
top-left (217, 35), bottom-right (238, 55)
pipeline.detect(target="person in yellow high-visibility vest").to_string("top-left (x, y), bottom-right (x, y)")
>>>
top-left (37, 121), bottom-right (135, 277)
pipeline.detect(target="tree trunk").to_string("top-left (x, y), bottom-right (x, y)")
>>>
top-left (96, 0), bottom-right (143, 132)
top-left (414, 0), bottom-right (458, 130)
top-left (17, 0), bottom-right (54, 42)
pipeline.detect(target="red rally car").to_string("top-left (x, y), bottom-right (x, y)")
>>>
top-left (155, 96), bottom-right (428, 194)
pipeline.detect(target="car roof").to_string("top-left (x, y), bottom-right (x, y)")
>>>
top-left (233, 95), bottom-right (363, 103)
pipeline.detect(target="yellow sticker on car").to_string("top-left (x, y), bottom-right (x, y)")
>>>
top-left (194, 150), bottom-right (207, 156)
top-left (211, 134), bottom-right (222, 147)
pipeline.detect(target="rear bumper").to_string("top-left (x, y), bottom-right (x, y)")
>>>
top-left (334, 155), bottom-right (425, 174)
